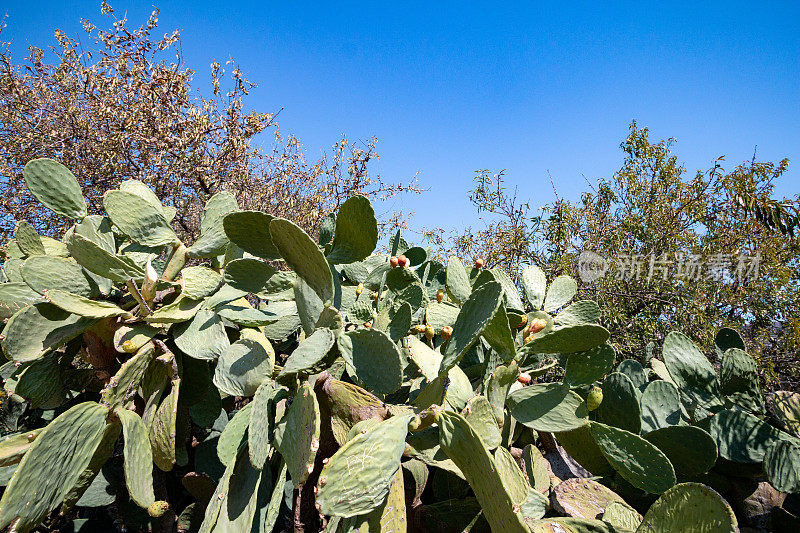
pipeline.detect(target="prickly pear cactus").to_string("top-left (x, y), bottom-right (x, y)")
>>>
top-left (0, 158), bottom-right (784, 531)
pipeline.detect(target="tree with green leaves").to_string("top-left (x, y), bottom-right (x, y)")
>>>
top-left (442, 122), bottom-right (799, 390)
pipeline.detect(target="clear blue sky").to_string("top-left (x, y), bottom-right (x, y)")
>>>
top-left (4, 1), bottom-right (799, 239)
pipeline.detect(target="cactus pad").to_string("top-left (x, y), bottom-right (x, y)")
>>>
top-left (764, 440), bottom-right (800, 493)
top-left (316, 413), bottom-right (412, 517)
top-left (597, 372), bottom-right (641, 434)
top-left (0, 402), bottom-right (109, 531)
top-left (563, 344), bottom-right (616, 388)
top-left (23, 158), bottom-right (87, 219)
top-left (772, 390), bottom-right (800, 437)
top-left (326, 195), bottom-right (378, 264)
top-left (436, 410), bottom-right (529, 532)
top-left (274, 382), bottom-right (320, 485)
top-left (279, 327), bottom-right (337, 378)
top-left (269, 217), bottom-right (334, 303)
top-left (589, 422), bottom-right (676, 494)
top-left (508, 382), bottom-right (589, 432)
top-left (172, 309), bottom-right (230, 361)
top-left (524, 324), bottom-right (610, 355)
top-left (543, 275), bottom-right (578, 313)
top-left (709, 408), bottom-right (789, 463)
top-left (103, 190), bottom-right (178, 247)
top-left (640, 380), bottom-right (685, 433)
top-left (445, 255), bottom-right (471, 304)
top-left (643, 425), bottom-right (717, 477)
top-left (2, 302), bottom-right (96, 362)
top-left (552, 478), bottom-right (627, 519)
top-left (213, 337), bottom-right (274, 397)
top-left (637, 482), bottom-right (737, 532)
top-left (117, 408), bottom-right (156, 508)
top-left (338, 328), bottom-right (403, 394)
top-left (661, 331), bottom-right (723, 411)
top-left (439, 281), bottom-right (504, 375)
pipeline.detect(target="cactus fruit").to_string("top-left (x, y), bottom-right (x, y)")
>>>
top-left (356, 282), bottom-right (364, 295)
top-left (473, 257), bottom-right (485, 269)
top-left (437, 289), bottom-right (445, 302)
top-left (398, 254), bottom-right (409, 267)
top-left (518, 372), bottom-right (532, 385)
top-left (425, 324), bottom-right (435, 340)
top-left (390, 256), bottom-right (400, 268)
top-left (147, 500), bottom-right (170, 518)
top-left (441, 325), bottom-right (453, 340)
top-left (587, 385), bottom-right (603, 411)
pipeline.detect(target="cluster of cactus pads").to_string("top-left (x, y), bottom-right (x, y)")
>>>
top-left (0, 158), bottom-right (798, 532)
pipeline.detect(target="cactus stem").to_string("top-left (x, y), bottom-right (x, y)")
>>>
top-left (161, 243), bottom-right (187, 281)
top-left (125, 279), bottom-right (152, 317)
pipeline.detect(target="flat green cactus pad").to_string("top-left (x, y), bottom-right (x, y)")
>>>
top-left (643, 425), bottom-right (717, 477)
top-left (636, 483), bottom-right (737, 532)
top-left (2, 302), bottom-right (96, 362)
top-left (66, 233), bottom-right (145, 283)
top-left (602, 501), bottom-right (642, 531)
top-left (589, 422), bottom-right (676, 494)
top-left (709, 408), bottom-right (790, 463)
top-left (43, 289), bottom-right (131, 319)
top-left (445, 255), bottom-right (471, 304)
top-left (101, 343), bottom-right (156, 409)
top-left (0, 402), bottom-right (109, 531)
top-left (279, 327), bottom-right (337, 378)
top-left (508, 382), bottom-right (589, 433)
top-left (338, 328), bottom-right (403, 394)
top-left (172, 309), bottom-right (230, 361)
top-left (764, 439), bottom-right (800, 493)
top-left (554, 300), bottom-right (601, 326)
top-left (223, 210), bottom-right (281, 260)
top-left (0, 282), bottom-right (44, 319)
top-left (524, 324), bottom-right (610, 355)
top-left (103, 190), bottom-right (179, 247)
top-left (597, 372), bottom-right (642, 434)
top-left (21, 255), bottom-right (97, 297)
top-left (117, 408), bottom-right (156, 508)
top-left (439, 281), bottom-right (504, 375)
top-left (213, 337), bottom-right (274, 397)
top-left (186, 191), bottom-right (238, 258)
top-left (772, 390), bottom-right (800, 437)
top-left (436, 411), bottom-right (529, 533)
top-left (326, 195), bottom-right (378, 264)
top-left (270, 217), bottom-right (334, 303)
top-left (552, 478), bottom-right (628, 519)
top-left (248, 381), bottom-right (285, 470)
top-left (529, 517), bottom-right (617, 532)
top-left (719, 347), bottom-right (764, 414)
top-left (563, 344), bottom-right (616, 388)
top-left (23, 158), bottom-right (87, 220)
top-left (661, 331), bottom-right (723, 411)
top-left (543, 275), bottom-right (578, 313)
top-left (317, 414), bottom-right (413, 518)
top-left (521, 265), bottom-right (547, 310)
top-left (640, 380), bottom-right (686, 433)
top-left (274, 382), bottom-right (320, 486)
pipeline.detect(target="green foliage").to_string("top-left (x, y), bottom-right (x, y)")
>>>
top-left (0, 160), bottom-right (795, 532)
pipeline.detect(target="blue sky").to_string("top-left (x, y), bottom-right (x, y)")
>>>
top-left (4, 1), bottom-right (799, 240)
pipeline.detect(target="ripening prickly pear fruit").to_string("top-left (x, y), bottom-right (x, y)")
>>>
top-left (474, 257), bottom-right (485, 269)
top-left (436, 289), bottom-right (445, 303)
top-left (390, 256), bottom-right (399, 268)
top-left (517, 372), bottom-right (532, 384)
top-left (364, 321), bottom-right (372, 328)
top-left (398, 255), bottom-right (409, 267)
top-left (518, 314), bottom-right (528, 328)
top-left (356, 283), bottom-right (364, 296)
top-left (441, 326), bottom-right (453, 341)
top-left (529, 318), bottom-right (547, 335)
top-left (425, 325), bottom-right (435, 340)
top-left (121, 340), bottom-right (137, 353)
top-left (587, 385), bottom-right (603, 411)
top-left (147, 501), bottom-right (170, 518)
top-left (414, 324), bottom-right (427, 334)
